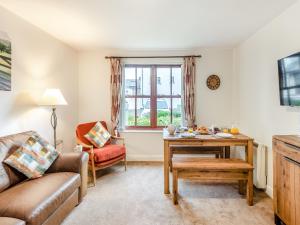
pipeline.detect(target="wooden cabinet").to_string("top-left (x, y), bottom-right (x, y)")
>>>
top-left (295, 164), bottom-right (300, 225)
top-left (273, 136), bottom-right (300, 225)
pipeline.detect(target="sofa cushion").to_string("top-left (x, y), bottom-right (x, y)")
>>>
top-left (0, 131), bottom-right (36, 193)
top-left (4, 135), bottom-right (59, 179)
top-left (0, 217), bottom-right (25, 225)
top-left (93, 144), bottom-right (125, 163)
top-left (0, 172), bottom-right (80, 225)
top-left (84, 121), bottom-right (111, 148)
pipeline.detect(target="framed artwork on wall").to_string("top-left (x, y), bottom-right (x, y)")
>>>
top-left (0, 31), bottom-right (11, 91)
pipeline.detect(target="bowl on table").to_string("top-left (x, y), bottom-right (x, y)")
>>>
top-left (180, 133), bottom-right (196, 138)
top-left (215, 132), bottom-right (233, 138)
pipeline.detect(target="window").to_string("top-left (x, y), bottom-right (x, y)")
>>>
top-left (123, 65), bottom-right (182, 129)
top-left (157, 76), bottom-right (161, 84)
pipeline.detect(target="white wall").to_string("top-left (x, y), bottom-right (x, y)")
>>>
top-left (234, 0), bottom-right (300, 197)
top-left (78, 48), bottom-right (234, 160)
top-left (0, 6), bottom-right (78, 151)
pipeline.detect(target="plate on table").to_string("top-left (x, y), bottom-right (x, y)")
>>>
top-left (180, 133), bottom-right (196, 138)
top-left (215, 132), bottom-right (233, 138)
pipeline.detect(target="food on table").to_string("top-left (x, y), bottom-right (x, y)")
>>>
top-left (222, 128), bottom-right (229, 133)
top-left (230, 127), bottom-right (239, 134)
top-left (197, 126), bottom-right (209, 135)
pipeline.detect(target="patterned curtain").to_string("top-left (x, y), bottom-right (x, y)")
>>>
top-left (110, 58), bottom-right (122, 136)
top-left (183, 57), bottom-right (196, 127)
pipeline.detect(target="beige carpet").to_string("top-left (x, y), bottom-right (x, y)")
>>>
top-left (62, 162), bottom-right (273, 225)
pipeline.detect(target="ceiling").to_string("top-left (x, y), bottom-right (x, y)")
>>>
top-left (0, 0), bottom-right (296, 51)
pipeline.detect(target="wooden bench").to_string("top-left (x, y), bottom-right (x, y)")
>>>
top-left (169, 145), bottom-right (225, 172)
top-left (172, 158), bottom-right (254, 206)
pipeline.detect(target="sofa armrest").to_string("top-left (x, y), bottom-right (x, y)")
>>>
top-left (47, 152), bottom-right (89, 202)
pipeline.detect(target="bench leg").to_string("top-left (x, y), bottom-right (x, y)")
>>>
top-left (225, 146), bottom-right (230, 158)
top-left (173, 169), bottom-right (178, 205)
top-left (247, 170), bottom-right (253, 206)
top-left (220, 148), bottom-right (224, 158)
top-left (238, 180), bottom-right (246, 195)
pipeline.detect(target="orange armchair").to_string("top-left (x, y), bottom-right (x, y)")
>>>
top-left (76, 121), bottom-right (126, 186)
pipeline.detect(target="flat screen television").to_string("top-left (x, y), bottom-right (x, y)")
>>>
top-left (278, 52), bottom-right (300, 106)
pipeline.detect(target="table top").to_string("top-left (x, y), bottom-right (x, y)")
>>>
top-left (163, 128), bottom-right (253, 141)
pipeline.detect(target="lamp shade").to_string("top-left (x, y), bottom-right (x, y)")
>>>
top-left (40, 88), bottom-right (67, 106)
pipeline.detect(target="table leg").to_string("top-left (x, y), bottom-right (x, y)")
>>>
top-left (246, 140), bottom-right (254, 206)
top-left (221, 147), bottom-right (224, 158)
top-left (169, 149), bottom-right (173, 172)
top-left (247, 170), bottom-right (254, 206)
top-left (225, 146), bottom-right (230, 158)
top-left (247, 140), bottom-right (253, 165)
top-left (164, 141), bottom-right (170, 194)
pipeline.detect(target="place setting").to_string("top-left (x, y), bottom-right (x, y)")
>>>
top-left (166, 124), bottom-right (240, 139)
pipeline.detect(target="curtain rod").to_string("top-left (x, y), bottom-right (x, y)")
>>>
top-left (105, 55), bottom-right (202, 59)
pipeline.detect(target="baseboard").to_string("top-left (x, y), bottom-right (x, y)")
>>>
top-left (127, 154), bottom-right (163, 161)
top-left (266, 185), bottom-right (273, 198)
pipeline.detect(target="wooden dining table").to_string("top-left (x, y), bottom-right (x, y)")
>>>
top-left (163, 129), bottom-right (254, 194)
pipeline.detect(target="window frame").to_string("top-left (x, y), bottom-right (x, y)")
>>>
top-left (123, 64), bottom-right (182, 130)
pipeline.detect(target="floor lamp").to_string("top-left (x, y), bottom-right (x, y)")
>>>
top-left (40, 89), bottom-right (67, 148)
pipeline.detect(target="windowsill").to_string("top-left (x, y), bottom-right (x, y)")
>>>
top-left (120, 129), bottom-right (163, 133)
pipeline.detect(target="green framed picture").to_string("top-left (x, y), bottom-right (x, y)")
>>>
top-left (0, 31), bottom-right (11, 91)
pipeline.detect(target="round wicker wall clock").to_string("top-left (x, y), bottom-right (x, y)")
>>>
top-left (206, 75), bottom-right (221, 90)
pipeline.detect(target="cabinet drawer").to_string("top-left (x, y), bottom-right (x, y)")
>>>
top-left (274, 140), bottom-right (300, 163)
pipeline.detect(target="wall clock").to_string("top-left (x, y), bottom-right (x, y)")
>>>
top-left (206, 75), bottom-right (220, 90)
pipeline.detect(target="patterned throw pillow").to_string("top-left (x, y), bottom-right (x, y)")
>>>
top-left (4, 135), bottom-right (59, 179)
top-left (84, 121), bottom-right (111, 148)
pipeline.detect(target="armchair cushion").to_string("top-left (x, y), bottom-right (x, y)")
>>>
top-left (84, 121), bottom-right (111, 148)
top-left (92, 144), bottom-right (125, 163)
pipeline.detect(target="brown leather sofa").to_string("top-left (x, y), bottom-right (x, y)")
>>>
top-left (0, 131), bottom-right (89, 225)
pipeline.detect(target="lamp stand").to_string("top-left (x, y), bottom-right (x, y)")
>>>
top-left (50, 107), bottom-right (57, 148)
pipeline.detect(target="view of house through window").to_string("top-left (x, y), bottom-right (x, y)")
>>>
top-left (124, 65), bottom-right (182, 128)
